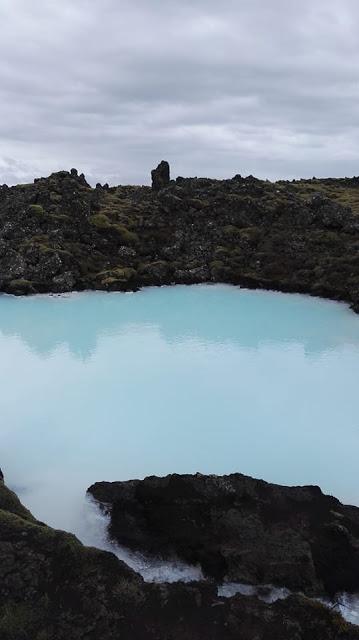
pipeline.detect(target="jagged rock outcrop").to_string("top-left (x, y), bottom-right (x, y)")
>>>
top-left (151, 160), bottom-right (170, 191)
top-left (0, 169), bottom-right (359, 311)
top-left (88, 472), bottom-right (359, 597)
top-left (0, 472), bottom-right (358, 639)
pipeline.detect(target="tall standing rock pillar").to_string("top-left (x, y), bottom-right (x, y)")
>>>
top-left (151, 161), bottom-right (170, 191)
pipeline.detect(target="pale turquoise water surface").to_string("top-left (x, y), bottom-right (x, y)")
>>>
top-left (1, 284), bottom-right (359, 546)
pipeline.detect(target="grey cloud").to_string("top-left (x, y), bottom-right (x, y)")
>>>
top-left (1, 0), bottom-right (359, 185)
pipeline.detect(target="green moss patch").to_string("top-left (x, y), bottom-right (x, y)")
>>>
top-left (8, 279), bottom-right (34, 294)
top-left (97, 266), bottom-right (137, 288)
top-left (112, 225), bottom-right (139, 245)
top-left (28, 204), bottom-right (45, 216)
top-left (89, 213), bottom-right (111, 229)
top-left (0, 483), bottom-right (35, 522)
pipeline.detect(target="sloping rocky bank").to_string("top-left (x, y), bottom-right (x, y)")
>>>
top-left (1, 163), bottom-right (359, 311)
top-left (88, 472), bottom-right (359, 598)
top-left (0, 471), bottom-right (358, 639)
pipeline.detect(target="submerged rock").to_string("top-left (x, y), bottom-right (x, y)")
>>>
top-left (0, 470), bottom-right (358, 639)
top-left (88, 472), bottom-right (359, 597)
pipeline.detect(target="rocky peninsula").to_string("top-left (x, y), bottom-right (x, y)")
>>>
top-left (88, 472), bottom-right (359, 598)
top-left (0, 163), bottom-right (359, 312)
top-left (0, 469), bottom-right (358, 639)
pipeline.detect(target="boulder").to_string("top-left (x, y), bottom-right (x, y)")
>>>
top-left (88, 472), bottom-right (359, 597)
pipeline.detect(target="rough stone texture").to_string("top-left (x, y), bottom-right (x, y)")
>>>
top-left (151, 160), bottom-right (170, 191)
top-left (0, 169), bottom-right (359, 310)
top-left (88, 472), bottom-right (359, 597)
top-left (0, 473), bottom-right (358, 639)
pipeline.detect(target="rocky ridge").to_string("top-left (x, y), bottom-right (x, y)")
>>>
top-left (0, 164), bottom-right (359, 311)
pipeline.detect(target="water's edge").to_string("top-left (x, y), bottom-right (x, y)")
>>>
top-left (83, 497), bottom-right (359, 626)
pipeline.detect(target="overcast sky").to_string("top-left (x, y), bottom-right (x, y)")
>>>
top-left (1, 0), bottom-right (359, 186)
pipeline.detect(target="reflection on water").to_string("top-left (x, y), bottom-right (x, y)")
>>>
top-left (1, 285), bottom-right (359, 359)
top-left (1, 284), bottom-right (359, 539)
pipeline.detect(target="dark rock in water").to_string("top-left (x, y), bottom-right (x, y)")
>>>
top-left (151, 160), bottom-right (170, 191)
top-left (88, 472), bottom-right (359, 597)
top-left (0, 474), bottom-right (357, 639)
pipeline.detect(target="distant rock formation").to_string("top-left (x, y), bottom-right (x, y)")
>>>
top-left (151, 160), bottom-right (170, 191)
top-left (0, 168), bottom-right (359, 312)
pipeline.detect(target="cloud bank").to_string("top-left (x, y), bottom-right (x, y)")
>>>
top-left (1, 0), bottom-right (359, 185)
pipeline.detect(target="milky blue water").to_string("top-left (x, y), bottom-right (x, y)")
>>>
top-left (1, 284), bottom-right (359, 547)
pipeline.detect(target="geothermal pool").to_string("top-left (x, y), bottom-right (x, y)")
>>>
top-left (1, 284), bottom-right (359, 549)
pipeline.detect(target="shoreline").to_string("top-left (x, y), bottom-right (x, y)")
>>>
top-left (0, 167), bottom-right (359, 312)
top-left (1, 278), bottom-right (358, 315)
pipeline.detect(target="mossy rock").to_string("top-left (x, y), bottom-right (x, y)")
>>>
top-left (49, 192), bottom-right (62, 203)
top-left (89, 215), bottom-right (139, 244)
top-left (100, 276), bottom-right (119, 287)
top-left (34, 245), bottom-right (70, 259)
top-left (38, 245), bottom-right (56, 255)
top-left (112, 267), bottom-right (137, 280)
top-left (8, 279), bottom-right (34, 294)
top-left (28, 204), bottom-right (45, 216)
top-left (98, 267), bottom-right (137, 287)
top-left (214, 246), bottom-right (231, 258)
top-left (49, 213), bottom-right (70, 222)
top-left (223, 225), bottom-right (241, 237)
top-left (112, 224), bottom-right (139, 245)
top-left (89, 213), bottom-right (111, 229)
top-left (138, 260), bottom-right (168, 274)
top-left (22, 234), bottom-right (49, 246)
top-left (210, 260), bottom-right (224, 271)
top-left (187, 198), bottom-right (205, 210)
top-left (210, 260), bottom-right (226, 280)
top-left (239, 226), bottom-right (261, 241)
top-left (0, 483), bottom-right (35, 522)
